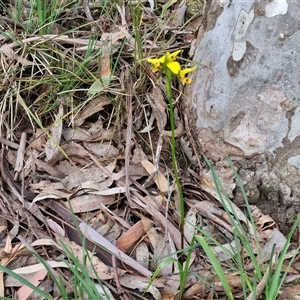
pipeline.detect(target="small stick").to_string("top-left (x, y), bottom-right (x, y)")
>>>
top-left (125, 74), bottom-right (133, 203)
top-left (83, 0), bottom-right (96, 32)
top-left (14, 132), bottom-right (27, 180)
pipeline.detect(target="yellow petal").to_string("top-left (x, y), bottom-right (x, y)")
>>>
top-left (167, 61), bottom-right (181, 75)
top-left (178, 66), bottom-right (197, 78)
top-left (158, 55), bottom-right (166, 64)
top-left (181, 77), bottom-right (192, 84)
top-left (166, 50), bottom-right (181, 62)
top-left (147, 57), bottom-right (161, 67)
top-left (152, 66), bottom-right (161, 73)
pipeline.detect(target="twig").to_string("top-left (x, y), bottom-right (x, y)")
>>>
top-left (83, 0), bottom-right (96, 32)
top-left (112, 255), bottom-right (122, 294)
top-left (0, 137), bottom-right (19, 149)
top-left (125, 73), bottom-right (133, 203)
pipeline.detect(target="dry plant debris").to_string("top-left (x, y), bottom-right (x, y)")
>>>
top-left (0, 1), bottom-right (299, 300)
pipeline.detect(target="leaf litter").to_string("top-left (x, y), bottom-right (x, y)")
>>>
top-left (0, 0), bottom-right (299, 299)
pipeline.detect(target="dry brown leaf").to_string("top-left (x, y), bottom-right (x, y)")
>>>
top-left (12, 261), bottom-right (68, 274)
top-left (98, 220), bottom-right (121, 243)
top-left (88, 186), bottom-right (126, 195)
top-left (139, 111), bottom-right (156, 133)
top-left (278, 286), bottom-right (300, 300)
top-left (116, 25), bottom-right (135, 48)
top-left (62, 127), bottom-right (92, 141)
top-left (183, 280), bottom-right (207, 299)
top-left (32, 188), bottom-right (72, 203)
top-left (16, 269), bottom-right (48, 300)
top-left (66, 194), bottom-right (115, 213)
top-left (31, 239), bottom-right (62, 249)
top-left (184, 205), bottom-right (199, 243)
top-left (101, 30), bottom-right (126, 47)
top-left (46, 218), bottom-right (65, 237)
top-left (261, 228), bottom-right (286, 261)
top-left (45, 103), bottom-right (64, 161)
top-left (150, 233), bottom-right (173, 276)
top-left (84, 141), bottom-right (119, 158)
top-left (100, 51), bottom-right (111, 78)
top-left (0, 226), bottom-right (6, 234)
top-left (147, 227), bottom-right (160, 249)
top-left (141, 160), bottom-right (169, 193)
top-left (257, 214), bottom-right (276, 231)
top-left (29, 129), bottom-right (46, 151)
top-left (34, 159), bottom-right (64, 178)
top-left (135, 242), bottom-right (150, 269)
top-left (131, 146), bottom-right (148, 164)
top-left (167, 3), bottom-right (186, 27)
top-left (98, 203), bottom-right (131, 230)
top-left (30, 181), bottom-right (65, 191)
top-left (0, 44), bottom-right (33, 66)
top-left (116, 218), bottom-right (153, 253)
top-left (200, 183), bottom-right (259, 238)
top-left (152, 87), bottom-right (168, 129)
top-left (162, 293), bottom-right (175, 300)
top-left (14, 132), bottom-right (27, 180)
top-left (73, 97), bottom-right (111, 127)
top-left (58, 160), bottom-right (114, 187)
top-left (32, 190), bottom-right (73, 203)
top-left (215, 273), bottom-right (242, 289)
top-left (0, 234), bottom-right (12, 296)
top-left (119, 274), bottom-right (161, 300)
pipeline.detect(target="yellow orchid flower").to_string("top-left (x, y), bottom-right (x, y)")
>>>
top-left (178, 66), bottom-right (197, 84)
top-left (147, 50), bottom-right (181, 74)
top-left (147, 50), bottom-right (196, 84)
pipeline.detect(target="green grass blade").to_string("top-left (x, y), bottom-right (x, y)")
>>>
top-left (196, 235), bottom-right (234, 300)
top-left (145, 257), bottom-right (181, 294)
top-left (0, 264), bottom-right (53, 300)
top-left (266, 213), bottom-right (300, 298)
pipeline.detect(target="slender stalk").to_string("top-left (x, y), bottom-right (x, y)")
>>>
top-left (165, 68), bottom-right (185, 256)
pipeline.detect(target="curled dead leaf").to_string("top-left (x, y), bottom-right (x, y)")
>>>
top-left (116, 218), bottom-right (153, 253)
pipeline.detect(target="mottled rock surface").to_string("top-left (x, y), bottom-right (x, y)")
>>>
top-left (185, 0), bottom-right (300, 232)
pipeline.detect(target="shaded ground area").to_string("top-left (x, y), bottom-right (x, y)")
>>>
top-left (0, 1), bottom-right (300, 300)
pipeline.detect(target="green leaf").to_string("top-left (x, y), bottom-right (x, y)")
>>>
top-left (87, 77), bottom-right (112, 95)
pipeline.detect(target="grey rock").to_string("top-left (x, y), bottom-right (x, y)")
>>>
top-left (185, 0), bottom-right (300, 232)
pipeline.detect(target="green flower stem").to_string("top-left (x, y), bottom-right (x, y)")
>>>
top-left (165, 68), bottom-right (185, 253)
